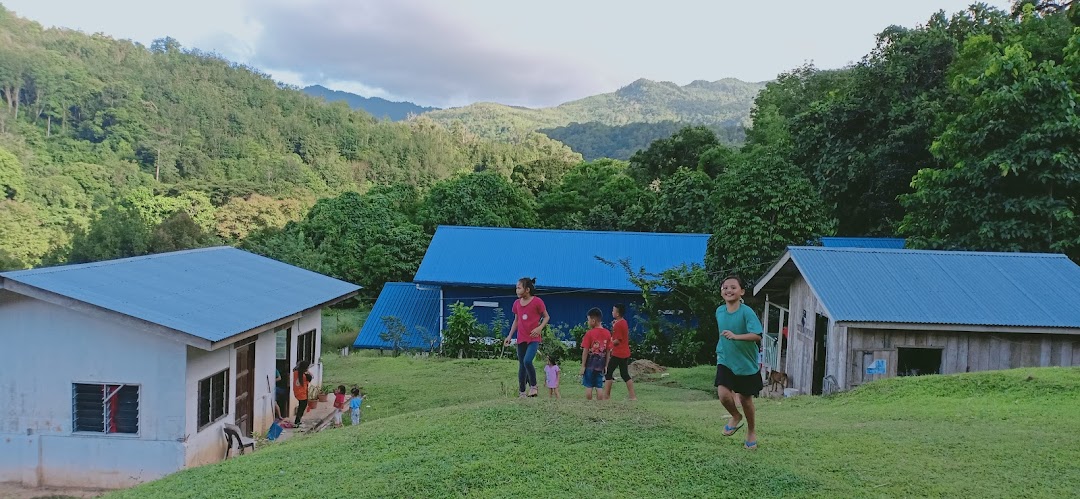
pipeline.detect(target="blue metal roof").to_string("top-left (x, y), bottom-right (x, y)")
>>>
top-left (353, 283), bottom-right (440, 350)
top-left (0, 247), bottom-right (360, 343)
top-left (781, 247), bottom-right (1080, 328)
top-left (820, 237), bottom-right (906, 249)
top-left (413, 226), bottom-right (710, 292)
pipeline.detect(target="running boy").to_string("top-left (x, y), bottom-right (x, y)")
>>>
top-left (714, 275), bottom-right (764, 450)
top-left (579, 307), bottom-right (611, 401)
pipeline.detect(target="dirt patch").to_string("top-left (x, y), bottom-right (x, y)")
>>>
top-left (0, 482), bottom-right (110, 499)
top-left (629, 359), bottom-right (667, 379)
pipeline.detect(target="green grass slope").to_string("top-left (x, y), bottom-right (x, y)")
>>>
top-left (109, 359), bottom-right (1080, 498)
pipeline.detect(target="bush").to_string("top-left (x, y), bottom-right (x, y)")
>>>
top-left (444, 302), bottom-right (482, 358)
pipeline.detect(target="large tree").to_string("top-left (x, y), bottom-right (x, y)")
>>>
top-left (628, 126), bottom-right (720, 182)
top-left (901, 31), bottom-right (1080, 260)
top-left (706, 150), bottom-right (834, 283)
top-left (418, 171), bottom-right (537, 231)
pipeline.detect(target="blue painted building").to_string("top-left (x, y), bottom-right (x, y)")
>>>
top-left (755, 246), bottom-right (1080, 395)
top-left (410, 226), bottom-right (711, 343)
top-left (353, 282), bottom-right (441, 351)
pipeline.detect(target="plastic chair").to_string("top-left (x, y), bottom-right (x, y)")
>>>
top-left (222, 423), bottom-right (255, 458)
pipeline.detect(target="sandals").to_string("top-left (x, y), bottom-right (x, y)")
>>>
top-left (722, 422), bottom-right (744, 437)
top-left (527, 387), bottom-right (539, 397)
top-left (744, 440), bottom-right (758, 450)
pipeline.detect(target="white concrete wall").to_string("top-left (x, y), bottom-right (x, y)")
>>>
top-left (297, 311), bottom-right (324, 386)
top-left (183, 329), bottom-right (278, 467)
top-left (0, 292), bottom-right (186, 488)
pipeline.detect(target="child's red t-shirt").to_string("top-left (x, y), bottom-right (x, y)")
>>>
top-left (611, 318), bottom-right (631, 359)
top-left (581, 327), bottom-right (611, 372)
top-left (333, 393), bottom-right (346, 410)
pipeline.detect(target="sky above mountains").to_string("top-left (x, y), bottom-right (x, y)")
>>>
top-left (5, 0), bottom-right (1013, 108)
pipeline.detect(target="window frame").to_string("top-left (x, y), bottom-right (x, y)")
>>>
top-left (197, 368), bottom-right (231, 431)
top-left (71, 382), bottom-right (140, 436)
top-left (296, 329), bottom-right (317, 366)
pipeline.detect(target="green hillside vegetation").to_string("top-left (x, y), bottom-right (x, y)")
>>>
top-left (0, 4), bottom-right (579, 269)
top-left (424, 78), bottom-right (767, 142)
top-left (107, 358), bottom-right (1080, 498)
top-left (2, 0), bottom-right (1078, 312)
top-left (540, 120), bottom-right (746, 161)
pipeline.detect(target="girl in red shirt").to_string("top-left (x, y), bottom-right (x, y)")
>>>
top-left (503, 277), bottom-right (550, 397)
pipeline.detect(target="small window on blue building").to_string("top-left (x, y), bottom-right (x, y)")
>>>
top-left (72, 383), bottom-right (139, 434)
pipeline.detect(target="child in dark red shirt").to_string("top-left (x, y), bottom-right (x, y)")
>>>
top-left (604, 303), bottom-right (638, 401)
top-left (579, 307), bottom-right (611, 401)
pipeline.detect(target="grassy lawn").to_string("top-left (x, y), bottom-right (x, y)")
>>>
top-left (321, 306), bottom-right (369, 351)
top-left (108, 359), bottom-right (1080, 498)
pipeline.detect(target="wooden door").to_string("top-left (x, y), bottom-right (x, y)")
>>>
top-left (234, 340), bottom-right (256, 436)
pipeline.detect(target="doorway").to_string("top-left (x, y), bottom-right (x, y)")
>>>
top-left (275, 328), bottom-right (292, 417)
top-left (234, 339), bottom-right (256, 436)
top-left (811, 313), bottom-right (829, 395)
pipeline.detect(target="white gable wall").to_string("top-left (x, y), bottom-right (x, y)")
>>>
top-left (183, 327), bottom-right (277, 467)
top-left (0, 292), bottom-right (187, 488)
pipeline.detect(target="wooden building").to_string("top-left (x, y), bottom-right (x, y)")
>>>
top-left (754, 247), bottom-right (1080, 395)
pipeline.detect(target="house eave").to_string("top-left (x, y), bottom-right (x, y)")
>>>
top-left (838, 321), bottom-right (1080, 335)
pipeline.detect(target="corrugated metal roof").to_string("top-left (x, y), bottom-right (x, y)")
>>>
top-left (0, 247), bottom-right (360, 342)
top-left (785, 247), bottom-right (1080, 327)
top-left (413, 226), bottom-right (710, 292)
top-left (353, 283), bottom-right (440, 350)
top-left (820, 237), bottom-right (906, 249)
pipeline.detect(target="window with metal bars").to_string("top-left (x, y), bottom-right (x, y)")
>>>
top-left (72, 383), bottom-right (139, 434)
top-left (197, 369), bottom-right (229, 430)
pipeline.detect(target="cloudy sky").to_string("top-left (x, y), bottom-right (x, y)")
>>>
top-left (4, 0), bottom-right (1013, 108)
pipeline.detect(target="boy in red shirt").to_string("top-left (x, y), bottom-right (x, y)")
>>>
top-left (579, 307), bottom-right (611, 400)
top-left (604, 303), bottom-right (638, 401)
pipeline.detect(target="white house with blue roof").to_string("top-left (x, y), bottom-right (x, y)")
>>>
top-left (0, 247), bottom-right (359, 489)
top-left (384, 226), bottom-right (711, 347)
top-left (755, 247), bottom-right (1080, 395)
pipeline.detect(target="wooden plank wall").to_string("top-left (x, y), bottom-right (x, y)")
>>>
top-left (784, 276), bottom-right (835, 395)
top-left (845, 328), bottom-right (1080, 390)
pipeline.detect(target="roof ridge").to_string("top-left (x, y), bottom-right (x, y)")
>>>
top-left (1, 246), bottom-right (233, 278)
top-left (435, 225), bottom-right (711, 238)
top-left (791, 246), bottom-right (1068, 258)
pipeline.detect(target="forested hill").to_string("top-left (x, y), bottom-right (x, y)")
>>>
top-left (302, 85), bottom-right (438, 121)
top-left (0, 5), bottom-right (579, 269)
top-left (422, 78), bottom-right (767, 142)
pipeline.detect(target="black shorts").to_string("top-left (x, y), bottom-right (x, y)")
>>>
top-left (714, 363), bottom-right (763, 397)
top-left (605, 356), bottom-right (631, 381)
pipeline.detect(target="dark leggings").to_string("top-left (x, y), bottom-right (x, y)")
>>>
top-left (605, 356), bottom-right (632, 381)
top-left (516, 341), bottom-right (539, 392)
top-left (294, 399), bottom-right (308, 425)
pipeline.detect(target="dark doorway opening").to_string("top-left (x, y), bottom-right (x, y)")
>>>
top-left (897, 347), bottom-right (942, 376)
top-left (275, 328), bottom-right (292, 417)
top-left (811, 313), bottom-right (829, 395)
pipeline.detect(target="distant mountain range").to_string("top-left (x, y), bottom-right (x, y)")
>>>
top-left (422, 78), bottom-right (767, 141)
top-left (419, 78), bottom-right (766, 159)
top-left (303, 78), bottom-right (767, 160)
top-left (302, 85), bottom-right (439, 121)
